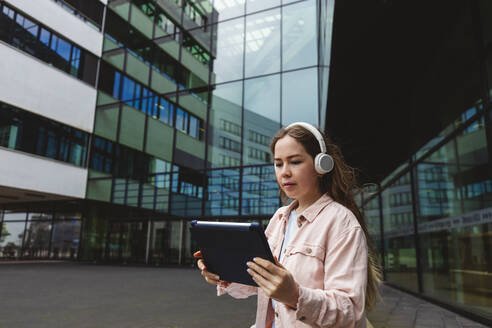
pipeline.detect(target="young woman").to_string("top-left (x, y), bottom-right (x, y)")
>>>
top-left (195, 122), bottom-right (381, 328)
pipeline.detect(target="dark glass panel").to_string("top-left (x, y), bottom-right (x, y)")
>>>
top-left (241, 165), bottom-right (278, 216)
top-left (382, 172), bottom-right (418, 292)
top-left (98, 61), bottom-right (118, 98)
top-left (205, 168), bottom-right (240, 216)
top-left (50, 219), bottom-right (80, 259)
top-left (0, 102), bottom-right (89, 167)
top-left (416, 112), bottom-right (492, 318)
top-left (54, 0), bottom-right (104, 27)
top-left (23, 220), bottom-right (52, 258)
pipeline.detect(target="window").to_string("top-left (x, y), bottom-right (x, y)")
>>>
top-left (220, 119), bottom-right (241, 136)
top-left (159, 98), bottom-right (174, 125)
top-left (0, 4), bottom-right (97, 85)
top-left (219, 137), bottom-right (241, 153)
top-left (183, 0), bottom-right (207, 29)
top-left (0, 102), bottom-right (89, 167)
top-left (248, 130), bottom-right (270, 146)
top-left (248, 147), bottom-right (271, 162)
top-left (102, 64), bottom-right (203, 139)
top-left (183, 32), bottom-right (211, 65)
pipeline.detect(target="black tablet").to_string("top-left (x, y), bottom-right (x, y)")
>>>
top-left (190, 220), bottom-right (275, 287)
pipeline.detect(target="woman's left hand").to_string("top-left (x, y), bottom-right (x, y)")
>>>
top-left (247, 257), bottom-right (299, 309)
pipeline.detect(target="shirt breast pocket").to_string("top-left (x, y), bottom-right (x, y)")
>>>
top-left (288, 244), bottom-right (324, 261)
top-left (286, 244), bottom-right (325, 287)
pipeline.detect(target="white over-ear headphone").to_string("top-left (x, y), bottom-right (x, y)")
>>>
top-left (286, 122), bottom-right (334, 175)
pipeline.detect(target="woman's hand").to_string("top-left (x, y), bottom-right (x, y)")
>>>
top-left (193, 250), bottom-right (230, 287)
top-left (246, 257), bottom-right (299, 308)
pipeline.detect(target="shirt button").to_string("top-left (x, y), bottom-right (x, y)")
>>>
top-left (283, 249), bottom-right (287, 254)
top-left (275, 311), bottom-right (279, 317)
top-left (305, 248), bottom-right (312, 254)
top-left (297, 221), bottom-right (302, 227)
top-left (299, 316), bottom-right (306, 321)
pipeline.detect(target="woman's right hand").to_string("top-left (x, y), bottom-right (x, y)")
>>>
top-left (193, 250), bottom-right (229, 286)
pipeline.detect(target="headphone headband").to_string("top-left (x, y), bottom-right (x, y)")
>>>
top-left (286, 122), bottom-right (327, 153)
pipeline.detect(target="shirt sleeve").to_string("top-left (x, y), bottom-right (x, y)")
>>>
top-left (294, 227), bottom-right (368, 327)
top-left (217, 282), bottom-right (258, 299)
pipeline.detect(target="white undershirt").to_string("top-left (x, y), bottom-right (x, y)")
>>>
top-left (272, 209), bottom-right (299, 328)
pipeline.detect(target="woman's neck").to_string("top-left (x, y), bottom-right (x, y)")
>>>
top-left (295, 191), bottom-right (323, 214)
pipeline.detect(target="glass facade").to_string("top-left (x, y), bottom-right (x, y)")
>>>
top-left (0, 210), bottom-right (81, 260)
top-left (354, 1), bottom-right (492, 323)
top-left (86, 0), bottom-right (333, 227)
top-left (361, 98), bottom-right (492, 321)
top-left (0, 0), bottom-right (334, 266)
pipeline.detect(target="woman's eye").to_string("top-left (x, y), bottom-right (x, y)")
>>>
top-left (274, 163), bottom-right (282, 167)
top-left (291, 161), bottom-right (301, 165)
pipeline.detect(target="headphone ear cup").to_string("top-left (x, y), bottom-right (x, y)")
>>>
top-left (315, 153), bottom-right (334, 174)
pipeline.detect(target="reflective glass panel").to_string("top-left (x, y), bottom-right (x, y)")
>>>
top-left (0, 221), bottom-right (26, 258)
top-left (213, 17), bottom-right (244, 83)
top-left (417, 116), bottom-right (492, 318)
top-left (51, 219), bottom-right (80, 259)
top-left (79, 215), bottom-right (107, 261)
top-left (213, 0), bottom-right (245, 22)
top-left (205, 168), bottom-right (240, 216)
top-left (244, 8), bottom-right (281, 77)
top-left (382, 172), bottom-right (418, 292)
top-left (282, 0), bottom-right (317, 71)
top-left (23, 221), bottom-right (51, 258)
top-left (243, 74), bottom-right (280, 164)
top-left (282, 68), bottom-right (318, 126)
top-left (246, 0), bottom-right (280, 14)
top-left (3, 211), bottom-right (26, 221)
top-left (241, 165), bottom-right (279, 216)
top-left (208, 81), bottom-right (243, 168)
top-left (364, 196), bottom-right (383, 262)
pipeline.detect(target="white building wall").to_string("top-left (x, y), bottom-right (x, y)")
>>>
top-left (0, 148), bottom-right (87, 199)
top-left (4, 0), bottom-right (103, 56)
top-left (0, 43), bottom-right (97, 133)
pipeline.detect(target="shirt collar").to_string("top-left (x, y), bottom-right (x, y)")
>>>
top-left (277, 193), bottom-right (333, 223)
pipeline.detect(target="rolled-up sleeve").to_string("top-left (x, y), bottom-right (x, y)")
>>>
top-left (217, 282), bottom-right (258, 299)
top-left (294, 227), bottom-right (367, 327)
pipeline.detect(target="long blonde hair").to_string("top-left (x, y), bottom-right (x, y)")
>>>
top-left (270, 125), bottom-right (382, 310)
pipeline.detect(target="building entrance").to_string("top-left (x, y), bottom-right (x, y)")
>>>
top-left (106, 221), bottom-right (148, 263)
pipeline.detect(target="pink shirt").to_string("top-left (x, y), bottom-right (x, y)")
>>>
top-left (218, 194), bottom-right (368, 328)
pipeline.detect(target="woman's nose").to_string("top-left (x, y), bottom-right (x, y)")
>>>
top-left (280, 165), bottom-right (291, 176)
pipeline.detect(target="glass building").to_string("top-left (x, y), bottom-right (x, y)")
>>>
top-left (1, 0), bottom-right (491, 325)
top-left (0, 0), bottom-right (333, 265)
top-left (326, 0), bottom-right (492, 325)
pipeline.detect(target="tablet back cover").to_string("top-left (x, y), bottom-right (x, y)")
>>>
top-left (190, 221), bottom-right (273, 286)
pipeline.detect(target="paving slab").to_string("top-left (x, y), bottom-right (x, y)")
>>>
top-left (367, 284), bottom-right (489, 328)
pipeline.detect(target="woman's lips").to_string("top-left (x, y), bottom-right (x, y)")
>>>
top-left (283, 183), bottom-right (296, 189)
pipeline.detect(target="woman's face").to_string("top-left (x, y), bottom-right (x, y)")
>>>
top-left (274, 135), bottom-right (322, 203)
